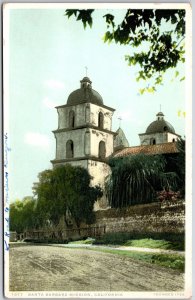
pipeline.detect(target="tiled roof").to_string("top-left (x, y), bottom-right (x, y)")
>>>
top-left (113, 142), bottom-right (178, 158)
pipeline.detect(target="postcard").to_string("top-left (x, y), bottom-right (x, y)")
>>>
top-left (3, 2), bottom-right (192, 298)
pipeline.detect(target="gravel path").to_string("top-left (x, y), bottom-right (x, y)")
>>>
top-left (9, 245), bottom-right (184, 292)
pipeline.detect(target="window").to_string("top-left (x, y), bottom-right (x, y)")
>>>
top-left (172, 138), bottom-right (175, 142)
top-left (85, 106), bottom-right (90, 123)
top-left (66, 140), bottom-right (74, 158)
top-left (164, 126), bottom-right (168, 132)
top-left (150, 138), bottom-right (156, 145)
top-left (69, 110), bottom-right (75, 128)
top-left (98, 112), bottom-right (104, 129)
top-left (99, 141), bottom-right (106, 159)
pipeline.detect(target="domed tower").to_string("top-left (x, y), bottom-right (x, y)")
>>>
top-left (51, 77), bottom-right (115, 209)
top-left (139, 111), bottom-right (181, 145)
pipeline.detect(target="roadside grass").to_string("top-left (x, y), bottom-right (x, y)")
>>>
top-left (88, 247), bottom-right (185, 272)
top-left (123, 238), bottom-right (182, 250)
top-left (69, 238), bottom-right (95, 245)
top-left (94, 232), bottom-right (184, 251)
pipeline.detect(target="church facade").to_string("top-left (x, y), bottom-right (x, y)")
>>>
top-left (51, 76), bottom-right (181, 210)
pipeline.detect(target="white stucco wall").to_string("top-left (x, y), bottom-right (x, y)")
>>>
top-left (57, 104), bottom-right (86, 129)
top-left (167, 132), bottom-right (180, 142)
top-left (89, 104), bottom-right (113, 130)
top-left (88, 160), bottom-right (111, 210)
top-left (90, 129), bottom-right (114, 157)
top-left (55, 129), bottom-right (86, 159)
top-left (57, 103), bottom-right (114, 131)
top-left (55, 128), bottom-right (114, 160)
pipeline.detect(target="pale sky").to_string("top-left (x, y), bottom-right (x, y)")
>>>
top-left (5, 7), bottom-right (186, 201)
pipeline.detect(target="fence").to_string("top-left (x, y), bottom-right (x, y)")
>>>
top-left (22, 225), bottom-right (106, 241)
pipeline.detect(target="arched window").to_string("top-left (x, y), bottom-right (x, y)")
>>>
top-left (98, 112), bottom-right (104, 129)
top-left (150, 138), bottom-right (156, 145)
top-left (66, 140), bottom-right (74, 158)
top-left (69, 110), bottom-right (75, 128)
top-left (99, 141), bottom-right (106, 159)
top-left (172, 138), bottom-right (175, 142)
top-left (164, 126), bottom-right (168, 132)
top-left (85, 105), bottom-right (90, 124)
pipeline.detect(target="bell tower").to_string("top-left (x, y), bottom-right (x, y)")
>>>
top-left (51, 77), bottom-right (115, 209)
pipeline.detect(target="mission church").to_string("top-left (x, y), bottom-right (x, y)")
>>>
top-left (51, 76), bottom-right (181, 210)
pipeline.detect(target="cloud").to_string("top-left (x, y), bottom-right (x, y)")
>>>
top-left (44, 79), bottom-right (65, 89)
top-left (43, 97), bottom-right (57, 109)
top-left (24, 132), bottom-right (50, 148)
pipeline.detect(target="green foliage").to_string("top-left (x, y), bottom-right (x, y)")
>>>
top-left (10, 165), bottom-right (102, 233)
top-left (10, 197), bottom-right (36, 233)
top-left (33, 165), bottom-right (103, 228)
top-left (69, 238), bottom-right (95, 244)
top-left (105, 154), bottom-right (179, 208)
top-left (175, 138), bottom-right (185, 196)
top-left (65, 9), bottom-right (185, 92)
top-left (124, 238), bottom-right (182, 251)
top-left (65, 9), bottom-right (94, 28)
top-left (89, 247), bottom-right (185, 272)
top-left (94, 232), bottom-right (184, 251)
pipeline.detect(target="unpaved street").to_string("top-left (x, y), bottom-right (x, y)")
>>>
top-left (9, 245), bottom-right (184, 291)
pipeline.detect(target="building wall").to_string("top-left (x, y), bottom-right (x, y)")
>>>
top-left (57, 104), bottom-right (86, 129)
top-left (55, 128), bottom-right (114, 160)
top-left (94, 201), bottom-right (185, 234)
top-left (55, 129), bottom-right (86, 159)
top-left (89, 104), bottom-right (113, 130)
top-left (167, 132), bottom-right (179, 143)
top-left (57, 103), bottom-right (114, 131)
top-left (88, 160), bottom-right (111, 210)
top-left (53, 160), bottom-right (88, 169)
top-left (90, 129), bottom-right (114, 157)
top-left (140, 132), bottom-right (180, 145)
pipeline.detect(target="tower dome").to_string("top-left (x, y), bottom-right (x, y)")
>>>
top-left (67, 77), bottom-right (103, 106)
top-left (146, 112), bottom-right (175, 134)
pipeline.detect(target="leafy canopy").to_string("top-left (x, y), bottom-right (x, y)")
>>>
top-left (10, 165), bottom-right (103, 233)
top-left (65, 9), bottom-right (185, 94)
top-left (10, 197), bottom-right (36, 233)
top-left (33, 164), bottom-right (102, 228)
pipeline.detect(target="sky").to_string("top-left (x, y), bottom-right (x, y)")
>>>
top-left (5, 6), bottom-right (186, 201)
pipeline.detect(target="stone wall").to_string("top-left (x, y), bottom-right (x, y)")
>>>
top-left (94, 201), bottom-right (185, 234)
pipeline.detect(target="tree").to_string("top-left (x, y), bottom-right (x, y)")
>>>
top-left (105, 154), bottom-right (179, 208)
top-left (33, 165), bottom-right (103, 228)
top-left (9, 197), bottom-right (36, 233)
top-left (65, 9), bottom-right (185, 93)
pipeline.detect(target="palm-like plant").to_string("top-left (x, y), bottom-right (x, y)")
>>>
top-left (106, 154), bottom-right (179, 208)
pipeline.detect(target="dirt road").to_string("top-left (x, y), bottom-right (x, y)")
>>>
top-left (9, 245), bottom-right (184, 291)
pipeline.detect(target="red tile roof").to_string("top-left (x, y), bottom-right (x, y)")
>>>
top-left (113, 142), bottom-right (178, 158)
